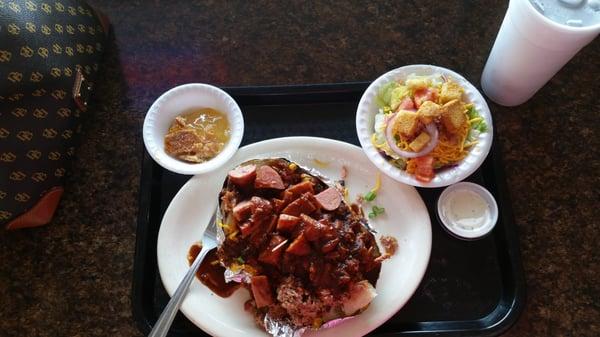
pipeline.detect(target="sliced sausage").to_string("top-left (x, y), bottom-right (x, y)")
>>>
top-left (239, 221), bottom-right (255, 237)
top-left (281, 193), bottom-right (317, 216)
top-left (272, 198), bottom-right (286, 213)
top-left (301, 214), bottom-right (327, 242)
top-left (254, 165), bottom-right (285, 190)
top-left (233, 196), bottom-right (272, 223)
top-left (250, 275), bottom-right (274, 308)
top-left (249, 215), bottom-right (277, 247)
top-left (258, 235), bottom-right (288, 266)
top-left (315, 187), bottom-right (342, 211)
top-left (247, 196), bottom-right (273, 226)
top-left (321, 238), bottom-right (340, 253)
top-left (285, 233), bottom-right (311, 256)
top-left (275, 181), bottom-right (316, 211)
top-left (284, 181), bottom-right (314, 199)
top-left (227, 164), bottom-right (256, 187)
top-left (276, 214), bottom-right (300, 232)
top-left (232, 200), bottom-right (254, 221)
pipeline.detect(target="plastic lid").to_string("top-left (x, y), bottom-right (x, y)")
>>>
top-left (437, 182), bottom-right (499, 240)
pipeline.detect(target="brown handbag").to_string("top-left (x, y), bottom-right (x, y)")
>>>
top-left (0, 0), bottom-right (109, 229)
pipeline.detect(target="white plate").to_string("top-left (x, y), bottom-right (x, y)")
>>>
top-left (157, 137), bottom-right (432, 337)
top-left (356, 64), bottom-right (494, 188)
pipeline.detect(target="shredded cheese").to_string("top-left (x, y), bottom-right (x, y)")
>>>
top-left (227, 230), bottom-right (239, 240)
top-left (371, 173), bottom-right (381, 193)
top-left (374, 98), bottom-right (474, 174)
top-left (312, 158), bottom-right (330, 168)
top-left (406, 110), bottom-right (470, 173)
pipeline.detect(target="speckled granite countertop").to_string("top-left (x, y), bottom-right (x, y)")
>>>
top-left (1, 1), bottom-right (598, 336)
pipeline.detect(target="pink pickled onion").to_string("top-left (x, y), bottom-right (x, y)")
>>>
top-left (385, 114), bottom-right (439, 158)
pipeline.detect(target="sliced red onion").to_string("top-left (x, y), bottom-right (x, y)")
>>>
top-left (385, 115), bottom-right (439, 158)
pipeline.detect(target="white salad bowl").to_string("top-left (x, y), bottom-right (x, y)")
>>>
top-left (143, 83), bottom-right (244, 175)
top-left (356, 64), bottom-right (494, 188)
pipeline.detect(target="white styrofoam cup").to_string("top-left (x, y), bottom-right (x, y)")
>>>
top-left (481, 0), bottom-right (600, 106)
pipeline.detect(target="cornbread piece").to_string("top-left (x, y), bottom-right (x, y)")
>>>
top-left (441, 99), bottom-right (467, 134)
top-left (408, 131), bottom-right (431, 152)
top-left (416, 101), bottom-right (443, 124)
top-left (440, 80), bottom-right (464, 103)
top-left (164, 129), bottom-right (200, 155)
top-left (393, 110), bottom-right (420, 139)
top-left (164, 108), bottom-right (229, 163)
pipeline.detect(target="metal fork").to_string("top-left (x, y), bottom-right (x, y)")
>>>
top-left (149, 210), bottom-right (218, 337)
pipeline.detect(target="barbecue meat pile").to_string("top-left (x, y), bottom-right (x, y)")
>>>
top-left (218, 158), bottom-right (382, 329)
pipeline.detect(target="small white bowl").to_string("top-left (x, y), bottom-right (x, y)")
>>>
top-left (143, 83), bottom-right (244, 175)
top-left (356, 64), bottom-right (494, 188)
top-left (437, 182), bottom-right (498, 240)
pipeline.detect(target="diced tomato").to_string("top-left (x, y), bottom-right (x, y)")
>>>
top-left (413, 155), bottom-right (435, 182)
top-left (413, 88), bottom-right (439, 108)
top-left (398, 97), bottom-right (416, 111)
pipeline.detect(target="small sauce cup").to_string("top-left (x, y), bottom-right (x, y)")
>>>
top-left (437, 182), bottom-right (498, 240)
top-left (143, 83), bottom-right (244, 175)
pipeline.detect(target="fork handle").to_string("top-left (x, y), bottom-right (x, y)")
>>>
top-left (149, 246), bottom-right (211, 337)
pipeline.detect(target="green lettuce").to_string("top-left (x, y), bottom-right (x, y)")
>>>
top-left (375, 82), bottom-right (399, 108)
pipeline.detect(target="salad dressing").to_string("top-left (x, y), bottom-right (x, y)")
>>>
top-left (442, 189), bottom-right (491, 230)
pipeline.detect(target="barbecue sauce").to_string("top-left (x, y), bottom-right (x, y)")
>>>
top-left (187, 244), bottom-right (240, 297)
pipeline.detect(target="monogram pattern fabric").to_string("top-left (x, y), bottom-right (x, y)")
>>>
top-left (0, 0), bottom-right (105, 225)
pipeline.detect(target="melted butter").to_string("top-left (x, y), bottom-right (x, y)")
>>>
top-left (443, 189), bottom-right (490, 230)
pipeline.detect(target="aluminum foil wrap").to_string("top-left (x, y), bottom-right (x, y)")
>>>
top-left (264, 314), bottom-right (357, 337)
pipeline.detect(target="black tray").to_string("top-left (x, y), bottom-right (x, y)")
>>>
top-left (132, 83), bottom-right (526, 336)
